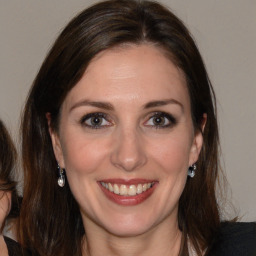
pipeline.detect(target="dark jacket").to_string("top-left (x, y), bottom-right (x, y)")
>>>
top-left (208, 222), bottom-right (256, 256)
top-left (4, 236), bottom-right (22, 256)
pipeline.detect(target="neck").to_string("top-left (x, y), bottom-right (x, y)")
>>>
top-left (82, 219), bottom-right (182, 256)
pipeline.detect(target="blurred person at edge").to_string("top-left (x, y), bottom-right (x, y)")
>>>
top-left (18, 0), bottom-right (256, 256)
top-left (0, 120), bottom-right (22, 256)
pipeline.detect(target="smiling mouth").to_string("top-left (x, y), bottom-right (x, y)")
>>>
top-left (100, 182), bottom-right (155, 196)
top-left (99, 180), bottom-right (157, 206)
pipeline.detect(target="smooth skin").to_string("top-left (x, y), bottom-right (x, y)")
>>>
top-left (49, 44), bottom-right (204, 256)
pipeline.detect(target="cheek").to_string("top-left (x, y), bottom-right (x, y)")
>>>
top-left (149, 132), bottom-right (192, 174)
top-left (61, 133), bottom-right (110, 175)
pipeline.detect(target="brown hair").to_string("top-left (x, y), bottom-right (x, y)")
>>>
top-left (20, 0), bottom-right (221, 255)
top-left (0, 120), bottom-right (21, 231)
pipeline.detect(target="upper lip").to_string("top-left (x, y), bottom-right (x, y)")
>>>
top-left (98, 179), bottom-right (157, 185)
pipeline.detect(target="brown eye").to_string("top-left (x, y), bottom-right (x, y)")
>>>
top-left (152, 116), bottom-right (166, 126)
top-left (144, 112), bottom-right (176, 129)
top-left (81, 113), bottom-right (112, 129)
top-left (90, 116), bottom-right (103, 126)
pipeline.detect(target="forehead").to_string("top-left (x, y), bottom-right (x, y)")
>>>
top-left (63, 44), bottom-right (190, 110)
top-left (86, 43), bottom-right (185, 81)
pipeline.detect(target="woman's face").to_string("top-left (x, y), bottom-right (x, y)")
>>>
top-left (50, 44), bottom-right (203, 236)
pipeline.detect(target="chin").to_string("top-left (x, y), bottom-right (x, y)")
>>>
top-left (100, 213), bottom-right (158, 237)
top-left (105, 224), bottom-right (151, 238)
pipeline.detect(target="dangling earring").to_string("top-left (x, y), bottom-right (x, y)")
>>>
top-left (188, 164), bottom-right (196, 178)
top-left (57, 164), bottom-right (65, 187)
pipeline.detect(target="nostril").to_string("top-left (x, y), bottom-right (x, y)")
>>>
top-left (110, 129), bottom-right (147, 172)
top-left (110, 143), bottom-right (147, 172)
top-left (111, 155), bottom-right (147, 172)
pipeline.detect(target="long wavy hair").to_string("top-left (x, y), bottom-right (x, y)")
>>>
top-left (0, 120), bottom-right (21, 232)
top-left (19, 0), bottom-right (221, 255)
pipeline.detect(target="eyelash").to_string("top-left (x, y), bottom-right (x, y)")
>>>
top-left (80, 111), bottom-right (177, 130)
top-left (80, 113), bottom-right (112, 129)
top-left (144, 112), bottom-right (177, 129)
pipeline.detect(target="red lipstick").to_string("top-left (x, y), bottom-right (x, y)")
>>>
top-left (100, 178), bottom-right (155, 185)
top-left (98, 179), bottom-right (158, 206)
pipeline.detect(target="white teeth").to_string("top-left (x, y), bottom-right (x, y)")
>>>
top-left (142, 184), bottom-right (147, 192)
top-left (120, 185), bottom-right (127, 195)
top-left (136, 184), bottom-right (143, 194)
top-left (128, 185), bottom-right (136, 196)
top-left (101, 182), bottom-right (154, 196)
top-left (113, 184), bottom-right (119, 194)
top-left (108, 183), bottom-right (113, 192)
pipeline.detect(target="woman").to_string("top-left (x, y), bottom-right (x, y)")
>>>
top-left (19, 0), bottom-right (256, 255)
top-left (0, 120), bottom-right (22, 256)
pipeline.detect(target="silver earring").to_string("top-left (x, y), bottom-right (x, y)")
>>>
top-left (188, 164), bottom-right (196, 178)
top-left (57, 164), bottom-right (65, 187)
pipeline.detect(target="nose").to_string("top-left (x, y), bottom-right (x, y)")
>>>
top-left (110, 127), bottom-right (147, 172)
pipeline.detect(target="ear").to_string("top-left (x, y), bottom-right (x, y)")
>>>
top-left (46, 113), bottom-right (65, 168)
top-left (189, 114), bottom-right (207, 165)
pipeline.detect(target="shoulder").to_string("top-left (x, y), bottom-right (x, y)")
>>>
top-left (208, 222), bottom-right (256, 256)
top-left (3, 236), bottom-right (23, 256)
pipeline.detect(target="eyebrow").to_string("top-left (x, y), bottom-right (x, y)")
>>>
top-left (70, 98), bottom-right (183, 112)
top-left (143, 99), bottom-right (184, 112)
top-left (70, 100), bottom-right (114, 112)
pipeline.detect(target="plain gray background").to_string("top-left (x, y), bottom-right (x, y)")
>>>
top-left (0, 0), bottom-right (255, 221)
